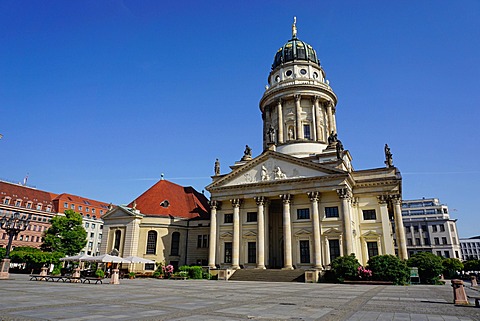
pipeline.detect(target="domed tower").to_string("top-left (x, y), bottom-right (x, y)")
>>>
top-left (260, 18), bottom-right (338, 158)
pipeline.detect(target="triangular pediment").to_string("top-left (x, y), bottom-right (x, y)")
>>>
top-left (220, 232), bottom-right (233, 239)
top-left (207, 151), bottom-right (346, 189)
top-left (102, 205), bottom-right (144, 220)
top-left (361, 230), bottom-right (381, 238)
top-left (294, 229), bottom-right (311, 236)
top-left (323, 227), bottom-right (342, 236)
top-left (243, 231), bottom-right (257, 237)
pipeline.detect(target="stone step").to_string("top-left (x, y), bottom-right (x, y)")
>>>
top-left (229, 269), bottom-right (305, 282)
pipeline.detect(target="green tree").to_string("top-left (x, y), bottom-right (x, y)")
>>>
top-left (367, 254), bottom-right (410, 285)
top-left (442, 258), bottom-right (463, 279)
top-left (464, 259), bottom-right (480, 273)
top-left (0, 247), bottom-right (5, 260)
top-left (9, 246), bottom-right (63, 272)
top-left (330, 254), bottom-right (361, 282)
top-left (41, 209), bottom-right (87, 256)
top-left (407, 252), bottom-right (444, 284)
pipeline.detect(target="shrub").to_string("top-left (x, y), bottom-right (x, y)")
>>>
top-left (330, 254), bottom-right (361, 282)
top-left (367, 255), bottom-right (410, 285)
top-left (442, 258), bottom-right (463, 279)
top-left (179, 265), bottom-right (203, 279)
top-left (407, 252), bottom-right (443, 284)
top-left (152, 271), bottom-right (161, 278)
top-left (95, 270), bottom-right (105, 278)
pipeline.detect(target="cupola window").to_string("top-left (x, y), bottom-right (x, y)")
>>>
top-left (285, 70), bottom-right (293, 77)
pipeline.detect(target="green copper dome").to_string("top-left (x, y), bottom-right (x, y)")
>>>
top-left (272, 38), bottom-right (320, 70)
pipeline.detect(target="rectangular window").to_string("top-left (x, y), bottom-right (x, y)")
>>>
top-left (247, 212), bottom-right (257, 222)
top-left (407, 238), bottom-right (412, 246)
top-left (439, 224), bottom-right (445, 232)
top-left (363, 209), bottom-right (376, 220)
top-left (78, 206), bottom-right (83, 211)
top-left (303, 124), bottom-right (311, 139)
top-left (91, 224), bottom-right (96, 229)
top-left (444, 251), bottom-right (450, 258)
top-left (453, 237), bottom-right (457, 245)
top-left (92, 208), bottom-right (95, 214)
top-left (421, 225), bottom-right (427, 231)
top-left (248, 242), bottom-right (256, 264)
top-left (3, 198), bottom-right (10, 205)
top-left (432, 225), bottom-right (438, 232)
top-left (88, 242), bottom-right (93, 248)
top-left (90, 232), bottom-right (94, 238)
top-left (197, 235), bottom-right (203, 248)
top-left (442, 237), bottom-right (447, 245)
top-left (224, 213), bottom-right (233, 224)
top-left (413, 226), bottom-right (419, 232)
top-left (329, 239), bottom-right (341, 262)
top-left (297, 208), bottom-right (310, 220)
top-left (434, 237), bottom-right (440, 245)
top-left (203, 235), bottom-right (208, 248)
top-left (64, 202), bottom-right (68, 208)
top-left (325, 206), bottom-right (339, 218)
top-left (415, 238), bottom-right (420, 246)
top-left (145, 263), bottom-right (155, 271)
top-left (86, 207), bottom-right (89, 212)
top-left (367, 242), bottom-right (379, 258)
top-left (197, 235), bottom-right (208, 248)
top-left (224, 242), bottom-right (232, 263)
top-left (85, 222), bottom-right (89, 228)
top-left (71, 204), bottom-right (75, 209)
top-left (299, 240), bottom-right (310, 263)
top-left (26, 202), bottom-right (32, 209)
top-left (15, 200), bottom-right (21, 207)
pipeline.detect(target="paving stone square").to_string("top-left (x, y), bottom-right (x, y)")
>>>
top-left (0, 274), bottom-right (479, 320)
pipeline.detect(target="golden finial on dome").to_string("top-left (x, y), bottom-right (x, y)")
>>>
top-left (292, 16), bottom-right (297, 39)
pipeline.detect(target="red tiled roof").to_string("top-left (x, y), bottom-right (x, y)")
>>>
top-left (53, 193), bottom-right (110, 217)
top-left (127, 179), bottom-right (210, 219)
top-left (0, 180), bottom-right (57, 207)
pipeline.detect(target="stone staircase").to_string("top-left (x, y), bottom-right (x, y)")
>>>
top-left (228, 268), bottom-right (305, 282)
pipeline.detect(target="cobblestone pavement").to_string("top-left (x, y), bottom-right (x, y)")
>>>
top-left (0, 274), bottom-right (479, 320)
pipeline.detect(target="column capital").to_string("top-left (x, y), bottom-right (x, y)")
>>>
top-left (336, 188), bottom-right (352, 200)
top-left (277, 98), bottom-right (282, 106)
top-left (280, 194), bottom-right (292, 203)
top-left (254, 196), bottom-right (266, 206)
top-left (391, 194), bottom-right (402, 205)
top-left (230, 199), bottom-right (242, 208)
top-left (377, 195), bottom-right (389, 205)
top-left (294, 94), bottom-right (301, 102)
top-left (209, 200), bottom-right (221, 209)
top-left (307, 191), bottom-right (320, 202)
top-left (312, 95), bottom-right (321, 104)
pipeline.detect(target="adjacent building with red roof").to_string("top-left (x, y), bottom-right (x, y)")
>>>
top-left (100, 179), bottom-right (210, 271)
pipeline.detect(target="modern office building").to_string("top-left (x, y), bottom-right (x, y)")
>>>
top-left (400, 198), bottom-right (461, 259)
top-left (460, 236), bottom-right (480, 260)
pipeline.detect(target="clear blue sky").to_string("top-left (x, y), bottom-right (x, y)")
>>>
top-left (1, 1), bottom-right (479, 237)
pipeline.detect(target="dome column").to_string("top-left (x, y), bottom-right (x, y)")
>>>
top-left (208, 200), bottom-right (219, 269)
top-left (313, 96), bottom-right (323, 142)
top-left (280, 194), bottom-right (294, 270)
top-left (295, 94), bottom-right (303, 140)
top-left (231, 199), bottom-right (241, 269)
top-left (277, 99), bottom-right (284, 144)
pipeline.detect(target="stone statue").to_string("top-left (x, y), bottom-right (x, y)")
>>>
top-left (261, 165), bottom-right (269, 181)
top-left (214, 158), bottom-right (220, 176)
top-left (241, 145), bottom-right (252, 161)
top-left (328, 131), bottom-right (338, 145)
top-left (288, 127), bottom-right (294, 140)
top-left (267, 125), bottom-right (276, 144)
top-left (336, 140), bottom-right (344, 159)
top-left (274, 166), bottom-right (287, 179)
top-left (384, 144), bottom-right (393, 167)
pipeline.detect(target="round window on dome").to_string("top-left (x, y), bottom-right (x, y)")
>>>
top-left (300, 69), bottom-right (307, 75)
top-left (313, 72), bottom-right (318, 79)
top-left (275, 75), bottom-right (280, 82)
top-left (285, 70), bottom-right (293, 77)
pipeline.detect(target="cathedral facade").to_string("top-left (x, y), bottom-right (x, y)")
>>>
top-left (206, 20), bottom-right (408, 270)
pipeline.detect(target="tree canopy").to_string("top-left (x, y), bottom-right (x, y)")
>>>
top-left (367, 254), bottom-right (410, 285)
top-left (41, 209), bottom-right (87, 256)
top-left (442, 258), bottom-right (463, 279)
top-left (407, 252), bottom-right (444, 284)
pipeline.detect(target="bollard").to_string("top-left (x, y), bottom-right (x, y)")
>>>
top-left (471, 276), bottom-right (478, 287)
top-left (451, 279), bottom-right (468, 305)
top-left (110, 268), bottom-right (120, 284)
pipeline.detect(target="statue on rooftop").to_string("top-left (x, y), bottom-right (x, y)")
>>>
top-left (384, 144), bottom-right (393, 168)
top-left (214, 158), bottom-right (220, 176)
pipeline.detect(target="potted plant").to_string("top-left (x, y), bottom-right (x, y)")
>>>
top-left (128, 272), bottom-right (136, 279)
top-left (95, 270), bottom-right (105, 279)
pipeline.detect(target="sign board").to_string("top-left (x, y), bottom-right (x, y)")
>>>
top-left (410, 267), bottom-right (420, 284)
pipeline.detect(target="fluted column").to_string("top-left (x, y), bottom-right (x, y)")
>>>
top-left (280, 194), bottom-right (293, 269)
top-left (255, 196), bottom-right (266, 269)
top-left (377, 195), bottom-right (393, 255)
top-left (308, 191), bottom-right (322, 268)
top-left (295, 94), bottom-right (302, 140)
top-left (392, 195), bottom-right (408, 260)
top-left (277, 99), bottom-right (284, 144)
top-left (231, 199), bottom-right (241, 269)
top-left (313, 96), bottom-right (322, 142)
top-left (324, 237), bottom-right (330, 265)
top-left (337, 188), bottom-right (354, 255)
top-left (419, 226), bottom-right (424, 246)
top-left (326, 101), bottom-right (334, 135)
top-left (208, 200), bottom-right (220, 268)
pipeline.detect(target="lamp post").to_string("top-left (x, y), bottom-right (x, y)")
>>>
top-left (0, 212), bottom-right (31, 279)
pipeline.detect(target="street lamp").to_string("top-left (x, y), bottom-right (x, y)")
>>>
top-left (0, 212), bottom-right (31, 279)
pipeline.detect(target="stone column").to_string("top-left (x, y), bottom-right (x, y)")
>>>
top-left (419, 225), bottom-right (424, 246)
top-left (392, 195), bottom-right (408, 260)
top-left (264, 200), bottom-right (269, 265)
top-left (337, 188), bottom-right (354, 255)
top-left (208, 200), bottom-right (219, 269)
top-left (255, 196), bottom-right (266, 269)
top-left (361, 237), bottom-right (368, 264)
top-left (231, 199), bottom-right (241, 269)
top-left (313, 96), bottom-right (322, 142)
top-left (377, 195), bottom-right (393, 255)
top-left (339, 237), bottom-right (344, 256)
top-left (308, 191), bottom-right (322, 268)
top-left (280, 194), bottom-right (293, 270)
top-left (295, 94), bottom-right (302, 140)
top-left (277, 99), bottom-right (283, 144)
top-left (324, 237), bottom-right (330, 265)
top-left (331, 105), bottom-right (337, 134)
top-left (326, 101), bottom-right (334, 135)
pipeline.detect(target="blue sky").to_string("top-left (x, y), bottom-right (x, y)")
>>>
top-left (1, 1), bottom-right (479, 237)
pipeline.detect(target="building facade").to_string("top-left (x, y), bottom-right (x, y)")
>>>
top-left (460, 236), bottom-right (480, 260)
top-left (0, 180), bottom-right (109, 255)
top-left (100, 179), bottom-right (210, 271)
top-left (400, 198), bottom-right (461, 259)
top-left (206, 20), bottom-right (407, 270)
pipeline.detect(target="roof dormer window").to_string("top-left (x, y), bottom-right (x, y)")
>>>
top-left (160, 200), bottom-right (170, 208)
top-left (3, 197), bottom-right (11, 205)
top-left (26, 202), bottom-right (32, 209)
top-left (15, 200), bottom-right (22, 207)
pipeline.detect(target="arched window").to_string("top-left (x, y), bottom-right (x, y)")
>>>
top-left (114, 230), bottom-right (121, 251)
top-left (171, 232), bottom-right (180, 256)
top-left (146, 230), bottom-right (157, 254)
